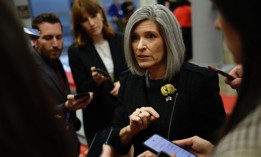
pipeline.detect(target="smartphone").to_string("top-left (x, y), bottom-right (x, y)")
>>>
top-left (86, 127), bottom-right (114, 157)
top-left (208, 65), bottom-right (235, 80)
top-left (23, 27), bottom-right (39, 37)
top-left (143, 134), bottom-right (197, 157)
top-left (74, 92), bottom-right (90, 100)
top-left (96, 68), bottom-right (110, 77)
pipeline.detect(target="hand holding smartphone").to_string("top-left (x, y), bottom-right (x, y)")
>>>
top-left (96, 68), bottom-right (110, 78)
top-left (74, 92), bottom-right (90, 100)
top-left (143, 134), bottom-right (197, 157)
top-left (208, 66), bottom-right (236, 80)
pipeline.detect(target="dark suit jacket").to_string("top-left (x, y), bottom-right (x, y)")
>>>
top-left (111, 62), bottom-right (227, 156)
top-left (32, 49), bottom-right (80, 157)
top-left (68, 33), bottom-right (127, 141)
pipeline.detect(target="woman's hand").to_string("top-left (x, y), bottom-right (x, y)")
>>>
top-left (174, 136), bottom-right (214, 157)
top-left (91, 66), bottom-right (110, 85)
top-left (128, 107), bottom-right (160, 135)
top-left (137, 150), bottom-right (157, 157)
top-left (225, 64), bottom-right (243, 92)
top-left (110, 81), bottom-right (120, 96)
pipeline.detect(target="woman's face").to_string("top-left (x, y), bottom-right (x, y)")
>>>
top-left (80, 11), bottom-right (104, 39)
top-left (214, 14), bottom-right (242, 64)
top-left (131, 20), bottom-right (165, 72)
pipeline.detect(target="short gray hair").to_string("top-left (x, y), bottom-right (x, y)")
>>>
top-left (124, 4), bottom-right (185, 81)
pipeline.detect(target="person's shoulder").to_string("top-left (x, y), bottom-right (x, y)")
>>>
top-left (68, 42), bottom-right (89, 53)
top-left (109, 32), bottom-right (124, 44)
top-left (119, 70), bottom-right (143, 81)
top-left (181, 62), bottom-right (216, 77)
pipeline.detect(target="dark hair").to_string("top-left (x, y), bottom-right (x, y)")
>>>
top-left (0, 1), bottom-right (72, 156)
top-left (211, 0), bottom-right (261, 134)
top-left (71, 0), bottom-right (115, 47)
top-left (32, 13), bottom-right (63, 30)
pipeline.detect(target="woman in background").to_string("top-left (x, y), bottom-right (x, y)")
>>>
top-left (69, 0), bottom-right (127, 145)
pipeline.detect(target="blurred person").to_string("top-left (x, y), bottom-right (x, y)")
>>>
top-left (69, 0), bottom-right (127, 145)
top-left (0, 1), bottom-right (92, 157)
top-left (110, 4), bottom-right (226, 156)
top-left (121, 0), bottom-right (135, 23)
top-left (107, 0), bottom-right (126, 33)
top-left (31, 13), bottom-right (93, 157)
top-left (158, 0), bottom-right (180, 11)
top-left (173, 0), bottom-right (192, 61)
top-left (168, 0), bottom-right (261, 157)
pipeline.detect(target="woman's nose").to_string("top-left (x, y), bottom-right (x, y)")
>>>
top-left (137, 39), bottom-right (146, 50)
top-left (88, 18), bottom-right (95, 26)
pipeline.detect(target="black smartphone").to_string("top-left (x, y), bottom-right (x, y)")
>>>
top-left (143, 134), bottom-right (197, 157)
top-left (208, 65), bottom-right (235, 80)
top-left (74, 92), bottom-right (90, 100)
top-left (86, 127), bottom-right (114, 157)
top-left (96, 68), bottom-right (110, 77)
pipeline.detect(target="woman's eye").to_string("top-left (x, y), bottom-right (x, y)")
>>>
top-left (91, 14), bottom-right (97, 18)
top-left (131, 35), bottom-right (139, 41)
top-left (147, 34), bottom-right (156, 39)
top-left (81, 18), bottom-right (87, 23)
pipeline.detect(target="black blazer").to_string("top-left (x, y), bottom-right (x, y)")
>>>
top-left (68, 33), bottom-right (128, 141)
top-left (111, 62), bottom-right (227, 156)
top-left (32, 49), bottom-right (80, 157)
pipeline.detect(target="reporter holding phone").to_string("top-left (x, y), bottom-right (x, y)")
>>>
top-left (68, 0), bottom-right (127, 145)
top-left (30, 13), bottom-right (93, 156)
top-left (169, 0), bottom-right (261, 157)
top-left (110, 4), bottom-right (226, 156)
top-left (224, 64), bottom-right (243, 92)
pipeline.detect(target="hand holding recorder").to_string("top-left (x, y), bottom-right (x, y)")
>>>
top-left (208, 66), bottom-right (235, 80)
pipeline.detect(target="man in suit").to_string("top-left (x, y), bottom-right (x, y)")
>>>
top-left (30, 13), bottom-right (92, 157)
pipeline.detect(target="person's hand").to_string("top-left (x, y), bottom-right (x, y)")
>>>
top-left (137, 150), bottom-right (157, 157)
top-left (110, 81), bottom-right (120, 96)
top-left (225, 64), bottom-right (243, 92)
top-left (100, 144), bottom-right (114, 157)
top-left (138, 150), bottom-right (176, 157)
top-left (91, 66), bottom-right (110, 85)
top-left (65, 92), bottom-right (93, 112)
top-left (128, 107), bottom-right (160, 135)
top-left (174, 136), bottom-right (214, 157)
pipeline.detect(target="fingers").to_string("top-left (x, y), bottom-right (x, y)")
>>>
top-left (110, 81), bottom-right (120, 96)
top-left (66, 92), bottom-right (93, 111)
top-left (91, 67), bottom-right (110, 83)
top-left (129, 107), bottom-right (160, 128)
top-left (137, 150), bottom-right (156, 157)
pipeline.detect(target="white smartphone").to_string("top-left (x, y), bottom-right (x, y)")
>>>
top-left (143, 134), bottom-right (197, 157)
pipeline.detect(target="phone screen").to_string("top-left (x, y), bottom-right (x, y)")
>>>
top-left (144, 134), bottom-right (197, 157)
